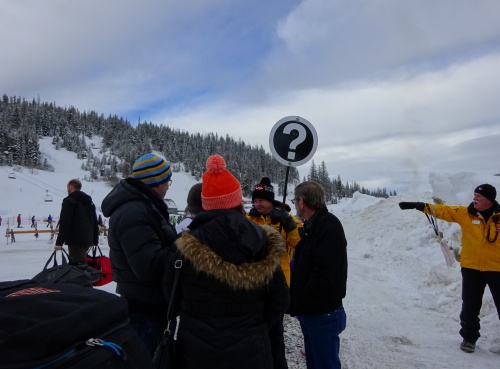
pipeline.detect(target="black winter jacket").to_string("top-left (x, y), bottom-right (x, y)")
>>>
top-left (101, 178), bottom-right (177, 312)
top-left (168, 209), bottom-right (289, 369)
top-left (55, 190), bottom-right (98, 247)
top-left (290, 206), bottom-right (348, 316)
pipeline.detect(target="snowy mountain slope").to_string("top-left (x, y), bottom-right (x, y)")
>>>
top-left (1, 138), bottom-right (500, 368)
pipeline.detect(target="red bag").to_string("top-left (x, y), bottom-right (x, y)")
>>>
top-left (86, 245), bottom-right (113, 286)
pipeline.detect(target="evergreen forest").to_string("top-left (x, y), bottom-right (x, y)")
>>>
top-left (0, 94), bottom-right (394, 201)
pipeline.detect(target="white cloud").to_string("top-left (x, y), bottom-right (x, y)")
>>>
top-left (266, 0), bottom-right (500, 88)
top-left (1, 0), bottom-right (499, 194)
top-left (156, 52), bottom-right (500, 192)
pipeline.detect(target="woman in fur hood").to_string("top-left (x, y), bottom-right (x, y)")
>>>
top-left (165, 155), bottom-right (289, 369)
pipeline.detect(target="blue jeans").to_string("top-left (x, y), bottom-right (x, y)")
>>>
top-left (129, 311), bottom-right (170, 357)
top-left (299, 306), bottom-right (346, 369)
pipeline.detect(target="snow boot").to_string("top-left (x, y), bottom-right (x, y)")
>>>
top-left (460, 340), bottom-right (475, 353)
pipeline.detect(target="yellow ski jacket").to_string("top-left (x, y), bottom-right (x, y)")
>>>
top-left (247, 210), bottom-right (302, 286)
top-left (423, 202), bottom-right (500, 271)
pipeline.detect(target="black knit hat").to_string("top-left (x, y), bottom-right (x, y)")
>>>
top-left (474, 184), bottom-right (496, 203)
top-left (252, 177), bottom-right (275, 202)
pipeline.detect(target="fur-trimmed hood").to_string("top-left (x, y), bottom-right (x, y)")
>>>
top-left (176, 225), bottom-right (285, 290)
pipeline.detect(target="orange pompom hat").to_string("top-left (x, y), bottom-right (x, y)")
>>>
top-left (202, 154), bottom-right (242, 210)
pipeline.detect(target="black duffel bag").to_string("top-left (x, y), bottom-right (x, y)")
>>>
top-left (32, 249), bottom-right (101, 286)
top-left (0, 279), bottom-right (154, 369)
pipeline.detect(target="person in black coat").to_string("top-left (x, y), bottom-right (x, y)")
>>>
top-left (166, 154), bottom-right (289, 369)
top-left (54, 179), bottom-right (98, 265)
top-left (101, 153), bottom-right (178, 357)
top-left (290, 181), bottom-right (348, 369)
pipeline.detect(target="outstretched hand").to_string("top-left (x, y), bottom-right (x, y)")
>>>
top-left (399, 202), bottom-right (424, 211)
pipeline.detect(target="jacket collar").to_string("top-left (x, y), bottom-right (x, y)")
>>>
top-left (299, 206), bottom-right (328, 238)
top-left (303, 205), bottom-right (328, 229)
top-left (124, 178), bottom-right (170, 223)
top-left (467, 201), bottom-right (500, 219)
top-left (176, 225), bottom-right (285, 290)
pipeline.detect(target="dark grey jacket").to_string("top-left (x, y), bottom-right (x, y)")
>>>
top-left (101, 178), bottom-right (177, 311)
top-left (56, 190), bottom-right (98, 247)
top-left (290, 206), bottom-right (348, 316)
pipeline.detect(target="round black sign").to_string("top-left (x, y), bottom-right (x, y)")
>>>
top-left (269, 116), bottom-right (318, 167)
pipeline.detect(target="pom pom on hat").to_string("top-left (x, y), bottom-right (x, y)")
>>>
top-left (474, 184), bottom-right (496, 203)
top-left (206, 154), bottom-right (227, 174)
top-left (252, 176), bottom-right (275, 203)
top-left (202, 154), bottom-right (242, 210)
top-left (133, 153), bottom-right (172, 187)
top-left (260, 177), bottom-right (272, 186)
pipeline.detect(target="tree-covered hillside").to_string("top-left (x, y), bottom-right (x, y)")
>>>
top-left (0, 94), bottom-right (392, 200)
top-left (0, 94), bottom-right (300, 197)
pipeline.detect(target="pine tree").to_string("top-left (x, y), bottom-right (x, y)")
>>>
top-left (308, 160), bottom-right (319, 181)
top-left (318, 161), bottom-right (332, 202)
top-left (336, 175), bottom-right (343, 199)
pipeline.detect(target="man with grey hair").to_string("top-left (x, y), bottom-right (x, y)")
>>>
top-left (289, 181), bottom-right (348, 369)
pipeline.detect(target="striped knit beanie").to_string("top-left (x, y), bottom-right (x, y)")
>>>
top-left (132, 153), bottom-right (172, 187)
top-left (201, 154), bottom-right (242, 210)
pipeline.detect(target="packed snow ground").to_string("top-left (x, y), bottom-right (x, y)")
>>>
top-left (1, 139), bottom-right (500, 368)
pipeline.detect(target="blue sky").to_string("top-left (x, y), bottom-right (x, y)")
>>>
top-left (2, 0), bottom-right (500, 194)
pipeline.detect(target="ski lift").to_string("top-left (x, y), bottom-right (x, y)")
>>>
top-left (44, 190), bottom-right (53, 202)
top-left (8, 171), bottom-right (16, 179)
top-left (163, 198), bottom-right (178, 215)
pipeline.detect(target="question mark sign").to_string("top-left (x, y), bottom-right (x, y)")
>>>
top-left (283, 123), bottom-right (306, 160)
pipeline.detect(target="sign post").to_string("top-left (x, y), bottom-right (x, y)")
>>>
top-left (269, 116), bottom-right (318, 205)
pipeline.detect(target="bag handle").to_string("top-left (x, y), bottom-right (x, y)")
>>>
top-left (88, 245), bottom-right (104, 259)
top-left (43, 249), bottom-right (70, 270)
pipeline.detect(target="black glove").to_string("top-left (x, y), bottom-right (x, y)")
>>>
top-left (399, 202), bottom-right (425, 211)
top-left (248, 207), bottom-right (260, 218)
top-left (270, 208), bottom-right (297, 233)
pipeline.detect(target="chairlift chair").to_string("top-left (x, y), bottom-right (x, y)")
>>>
top-left (44, 190), bottom-right (53, 202)
top-left (163, 198), bottom-right (178, 215)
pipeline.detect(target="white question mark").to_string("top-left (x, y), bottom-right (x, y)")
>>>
top-left (283, 123), bottom-right (306, 160)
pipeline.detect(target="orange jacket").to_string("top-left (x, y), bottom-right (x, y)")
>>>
top-left (246, 212), bottom-right (302, 286)
top-left (423, 203), bottom-right (500, 271)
